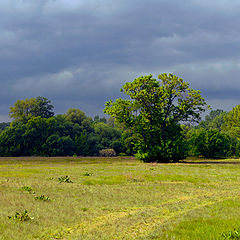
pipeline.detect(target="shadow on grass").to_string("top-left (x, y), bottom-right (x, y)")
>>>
top-left (181, 160), bottom-right (240, 165)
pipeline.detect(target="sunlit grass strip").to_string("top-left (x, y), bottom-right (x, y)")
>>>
top-left (41, 195), bottom-right (239, 239)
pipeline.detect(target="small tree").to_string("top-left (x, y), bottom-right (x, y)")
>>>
top-left (104, 73), bottom-right (207, 162)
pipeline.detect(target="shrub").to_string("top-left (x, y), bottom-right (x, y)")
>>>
top-left (35, 195), bottom-right (51, 201)
top-left (83, 172), bottom-right (93, 176)
top-left (58, 176), bottom-right (73, 183)
top-left (99, 148), bottom-right (116, 157)
top-left (8, 210), bottom-right (33, 221)
top-left (21, 186), bottom-right (35, 194)
top-left (221, 228), bottom-right (240, 239)
top-left (187, 128), bottom-right (231, 158)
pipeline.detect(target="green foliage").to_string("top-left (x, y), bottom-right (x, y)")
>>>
top-left (87, 122), bottom-right (123, 155)
top-left (199, 109), bottom-right (227, 131)
top-left (94, 115), bottom-right (107, 123)
top-left (104, 73), bottom-right (207, 162)
top-left (0, 93), bottom-right (128, 157)
top-left (223, 105), bottom-right (240, 139)
top-left (21, 186), bottom-right (35, 194)
top-left (65, 108), bottom-right (92, 127)
top-left (187, 128), bottom-right (231, 158)
top-left (94, 122), bottom-right (121, 146)
top-left (9, 98), bottom-right (36, 123)
top-left (99, 148), bottom-right (116, 157)
top-left (121, 129), bottom-right (138, 155)
top-left (222, 228), bottom-right (240, 239)
top-left (0, 110), bottom-right (121, 157)
top-left (31, 96), bottom-right (54, 119)
top-left (24, 117), bottom-right (56, 155)
top-left (82, 171), bottom-right (93, 176)
top-left (0, 122), bottom-right (26, 156)
top-left (35, 195), bottom-right (51, 201)
top-left (58, 176), bottom-right (73, 183)
top-left (8, 210), bottom-right (33, 221)
top-left (43, 134), bottom-right (75, 156)
top-left (0, 122), bottom-right (10, 132)
top-left (112, 139), bottom-right (125, 155)
top-left (209, 112), bottom-right (227, 131)
top-left (134, 124), bottom-right (188, 162)
top-left (9, 96), bottom-right (54, 124)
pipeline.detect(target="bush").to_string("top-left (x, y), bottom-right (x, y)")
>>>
top-left (35, 195), bottom-right (51, 201)
top-left (58, 176), bottom-right (73, 183)
top-left (187, 128), bottom-right (231, 158)
top-left (99, 148), bottom-right (116, 157)
top-left (221, 228), bottom-right (240, 239)
top-left (21, 186), bottom-right (35, 194)
top-left (8, 210), bottom-right (33, 221)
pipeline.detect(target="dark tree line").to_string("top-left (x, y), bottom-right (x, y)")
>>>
top-left (185, 107), bottom-right (240, 159)
top-left (1, 74), bottom-right (240, 161)
top-left (0, 97), bottom-right (129, 157)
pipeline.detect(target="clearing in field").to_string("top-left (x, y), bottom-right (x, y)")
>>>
top-left (1, 157), bottom-right (240, 240)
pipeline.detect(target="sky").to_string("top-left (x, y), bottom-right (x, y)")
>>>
top-left (1, 0), bottom-right (240, 122)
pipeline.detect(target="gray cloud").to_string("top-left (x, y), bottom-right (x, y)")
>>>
top-left (0, 0), bottom-right (240, 121)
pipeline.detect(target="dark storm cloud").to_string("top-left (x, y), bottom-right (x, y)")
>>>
top-left (0, 0), bottom-right (240, 121)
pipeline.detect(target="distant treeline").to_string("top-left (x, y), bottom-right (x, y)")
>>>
top-left (185, 108), bottom-right (240, 158)
top-left (1, 96), bottom-right (240, 159)
top-left (0, 97), bottom-right (132, 157)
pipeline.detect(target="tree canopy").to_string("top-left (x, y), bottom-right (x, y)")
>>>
top-left (3, 85), bottom-right (240, 160)
top-left (9, 96), bottom-right (54, 124)
top-left (104, 73), bottom-right (208, 162)
top-left (1, 98), bottom-right (124, 157)
top-left (222, 105), bottom-right (240, 139)
top-left (199, 109), bottom-right (227, 131)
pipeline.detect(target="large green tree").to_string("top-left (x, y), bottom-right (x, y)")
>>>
top-left (104, 73), bottom-right (207, 162)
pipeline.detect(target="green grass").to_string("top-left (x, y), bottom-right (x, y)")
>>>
top-left (1, 156), bottom-right (240, 239)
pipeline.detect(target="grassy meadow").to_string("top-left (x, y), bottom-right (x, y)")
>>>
top-left (1, 156), bottom-right (240, 239)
